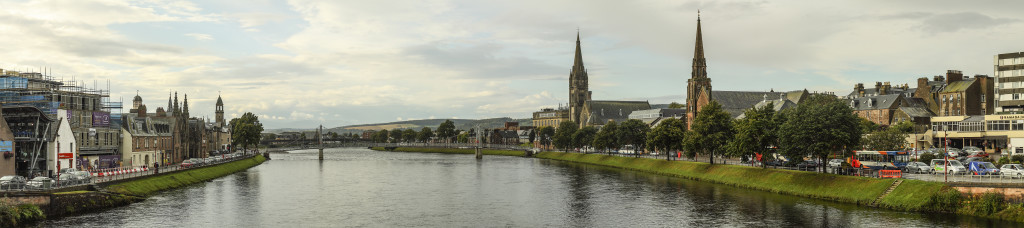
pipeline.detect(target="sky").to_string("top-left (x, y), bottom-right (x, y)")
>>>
top-left (0, 0), bottom-right (1022, 129)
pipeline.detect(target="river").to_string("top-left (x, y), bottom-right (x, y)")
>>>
top-left (40, 148), bottom-right (1011, 227)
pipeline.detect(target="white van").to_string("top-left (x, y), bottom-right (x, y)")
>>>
top-left (931, 159), bottom-right (966, 175)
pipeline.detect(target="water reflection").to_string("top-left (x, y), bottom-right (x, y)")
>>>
top-left (39, 148), bottom-right (1015, 227)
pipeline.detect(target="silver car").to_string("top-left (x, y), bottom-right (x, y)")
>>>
top-left (1001, 164), bottom-right (1024, 178)
top-left (903, 162), bottom-right (930, 174)
top-left (0, 175), bottom-right (27, 190)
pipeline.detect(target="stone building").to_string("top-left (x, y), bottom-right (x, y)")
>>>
top-left (568, 33), bottom-right (592, 124)
top-left (995, 52), bottom-right (1024, 113)
top-left (685, 14), bottom-right (711, 130)
top-left (578, 100), bottom-right (652, 127)
top-left (532, 107), bottom-right (569, 129)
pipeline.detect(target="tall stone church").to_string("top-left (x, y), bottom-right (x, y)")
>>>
top-left (568, 32), bottom-right (592, 124)
top-left (686, 14), bottom-right (711, 130)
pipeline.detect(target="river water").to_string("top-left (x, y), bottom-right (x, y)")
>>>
top-left (41, 148), bottom-right (1010, 227)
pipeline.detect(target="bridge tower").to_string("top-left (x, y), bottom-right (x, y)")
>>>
top-left (475, 125), bottom-right (482, 159)
top-left (318, 125), bottom-right (324, 161)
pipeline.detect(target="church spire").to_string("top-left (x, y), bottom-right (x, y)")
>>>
top-left (573, 30), bottom-right (585, 74)
top-left (691, 12), bottom-right (707, 79)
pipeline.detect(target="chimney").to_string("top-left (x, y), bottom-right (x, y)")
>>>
top-left (875, 82), bottom-right (882, 95)
top-left (138, 105), bottom-right (147, 117)
top-left (933, 75), bottom-right (944, 82)
top-left (946, 70), bottom-right (963, 84)
top-left (881, 82), bottom-right (891, 95)
top-left (854, 83), bottom-right (864, 97)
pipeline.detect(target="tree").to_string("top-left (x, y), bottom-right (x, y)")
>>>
top-left (593, 120), bottom-right (619, 153)
top-left (230, 112), bottom-right (264, 151)
top-left (778, 95), bottom-right (862, 172)
top-left (573, 126), bottom-right (598, 150)
top-left (863, 127), bottom-right (908, 151)
top-left (647, 118), bottom-right (686, 160)
top-left (891, 120), bottom-right (914, 133)
top-left (682, 101), bottom-right (734, 164)
top-left (390, 130), bottom-right (403, 143)
top-left (859, 117), bottom-right (878, 134)
top-left (728, 103), bottom-right (778, 168)
top-left (403, 129), bottom-right (417, 143)
top-left (436, 120), bottom-right (457, 143)
top-left (417, 127), bottom-right (434, 143)
top-left (374, 130), bottom-right (390, 143)
top-left (669, 102), bottom-right (684, 109)
top-left (554, 121), bottom-right (579, 151)
top-left (528, 129), bottom-right (536, 144)
top-left (457, 132), bottom-right (469, 143)
top-left (617, 119), bottom-right (650, 157)
top-left (538, 126), bottom-right (555, 149)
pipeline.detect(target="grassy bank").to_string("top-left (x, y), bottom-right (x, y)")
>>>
top-left (105, 155), bottom-right (267, 196)
top-left (536, 151), bottom-right (1024, 223)
top-left (535, 152), bottom-right (893, 205)
top-left (371, 147), bottom-right (526, 157)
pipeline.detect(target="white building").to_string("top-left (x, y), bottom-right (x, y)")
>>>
top-left (995, 52), bottom-right (1024, 113)
top-left (49, 116), bottom-right (77, 172)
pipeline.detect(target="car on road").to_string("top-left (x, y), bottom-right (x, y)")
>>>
top-left (966, 151), bottom-right (989, 158)
top-left (968, 161), bottom-right (999, 175)
top-left (903, 162), bottom-right (931, 174)
top-left (931, 159), bottom-right (967, 175)
top-left (26, 177), bottom-right (53, 189)
top-left (182, 160), bottom-right (195, 168)
top-left (0, 175), bottom-right (27, 190)
top-left (1001, 164), bottom-right (1024, 178)
top-left (962, 146), bottom-right (983, 153)
top-left (945, 148), bottom-right (966, 158)
top-left (796, 161), bottom-right (819, 170)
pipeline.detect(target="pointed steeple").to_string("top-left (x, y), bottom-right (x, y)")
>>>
top-left (691, 12), bottom-right (707, 79)
top-left (183, 94), bottom-right (190, 118)
top-left (167, 91), bottom-right (172, 117)
top-left (572, 30), bottom-right (585, 74)
top-left (174, 92), bottom-right (179, 116)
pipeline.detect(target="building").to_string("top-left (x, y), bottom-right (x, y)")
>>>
top-left (0, 106), bottom-right (16, 177)
top-left (579, 100), bottom-right (652, 127)
top-left (685, 14), bottom-right (712, 130)
top-left (848, 94), bottom-right (905, 126)
top-left (936, 70), bottom-right (994, 116)
top-left (122, 95), bottom-right (175, 166)
top-left (361, 130), bottom-right (376, 140)
top-left (736, 95), bottom-right (797, 119)
top-left (568, 32), bottom-right (592, 124)
top-left (532, 107), bottom-right (569, 129)
top-left (51, 115), bottom-right (76, 174)
top-left (2, 106), bottom-right (54, 177)
top-left (628, 108), bottom-right (686, 126)
top-left (995, 52), bottom-right (1024, 113)
top-left (928, 114), bottom-right (1024, 155)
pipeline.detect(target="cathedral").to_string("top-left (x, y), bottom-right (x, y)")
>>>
top-left (568, 32), bottom-right (651, 128)
top-left (685, 14), bottom-right (712, 130)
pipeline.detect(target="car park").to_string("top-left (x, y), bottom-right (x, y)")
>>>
top-left (968, 161), bottom-right (1000, 175)
top-left (0, 175), bottom-right (27, 190)
top-left (1001, 164), bottom-right (1024, 178)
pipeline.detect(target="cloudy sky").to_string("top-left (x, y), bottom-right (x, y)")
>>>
top-left (1, 0), bottom-right (1021, 129)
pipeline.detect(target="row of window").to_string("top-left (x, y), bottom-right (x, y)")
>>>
top-left (932, 120), bottom-right (1024, 132)
top-left (999, 58), bottom-right (1024, 66)
top-left (133, 137), bottom-right (171, 151)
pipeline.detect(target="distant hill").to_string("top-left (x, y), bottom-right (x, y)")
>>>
top-left (266, 118), bottom-right (534, 135)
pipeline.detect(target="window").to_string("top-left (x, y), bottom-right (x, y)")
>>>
top-left (1015, 94), bottom-right (1021, 100)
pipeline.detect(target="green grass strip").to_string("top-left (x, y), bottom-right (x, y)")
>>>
top-left (371, 147), bottom-right (526, 157)
top-left (103, 155), bottom-right (267, 196)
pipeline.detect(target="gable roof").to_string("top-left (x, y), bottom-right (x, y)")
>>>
top-left (940, 79), bottom-right (976, 93)
top-left (583, 100), bottom-right (651, 125)
top-left (711, 91), bottom-right (788, 118)
top-left (846, 94), bottom-right (903, 111)
top-left (898, 106), bottom-right (934, 118)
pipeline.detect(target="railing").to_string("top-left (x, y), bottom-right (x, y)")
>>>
top-left (0, 151), bottom-right (261, 192)
top-left (366, 143), bottom-right (536, 151)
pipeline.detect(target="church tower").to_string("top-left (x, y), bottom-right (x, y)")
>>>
top-left (215, 94), bottom-right (225, 127)
top-left (568, 31), bottom-right (592, 124)
top-left (685, 13), bottom-right (712, 130)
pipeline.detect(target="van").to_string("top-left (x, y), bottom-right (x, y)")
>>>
top-left (931, 159), bottom-right (966, 175)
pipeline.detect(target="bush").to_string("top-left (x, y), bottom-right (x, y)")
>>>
top-left (1012, 155), bottom-right (1024, 164)
top-left (926, 189), bottom-right (963, 212)
top-left (999, 156), bottom-right (1010, 166)
top-left (973, 192), bottom-right (1006, 215)
top-left (919, 153), bottom-right (937, 163)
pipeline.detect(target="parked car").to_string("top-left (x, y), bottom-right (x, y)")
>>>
top-left (826, 159), bottom-right (843, 172)
top-left (946, 148), bottom-right (966, 158)
top-left (1001, 164), bottom-right (1024, 178)
top-left (182, 160), bottom-right (195, 168)
top-left (962, 146), bottom-right (983, 153)
top-left (796, 161), bottom-right (819, 170)
top-left (903, 162), bottom-right (931, 174)
top-left (968, 161), bottom-right (1000, 175)
top-left (931, 159), bottom-right (967, 175)
top-left (967, 151), bottom-right (989, 158)
top-left (57, 173), bottom-right (78, 186)
top-left (0, 175), bottom-right (27, 190)
top-left (26, 177), bottom-right (53, 189)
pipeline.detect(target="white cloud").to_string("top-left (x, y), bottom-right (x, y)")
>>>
top-left (185, 33), bottom-right (213, 41)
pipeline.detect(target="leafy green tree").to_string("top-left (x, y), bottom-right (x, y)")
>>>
top-left (647, 118), bottom-right (686, 160)
top-left (528, 129), bottom-right (536, 144)
top-left (863, 127), bottom-right (908, 151)
top-left (668, 102), bottom-right (684, 109)
top-left (573, 126), bottom-right (598, 150)
top-left (403, 129), bottom-right (417, 143)
top-left (374, 130), bottom-right (389, 143)
top-left (891, 120), bottom-right (915, 133)
top-left (728, 103), bottom-right (777, 168)
top-left (859, 117), bottom-right (878, 134)
top-left (390, 130), bottom-right (403, 143)
top-left (682, 101), bottom-right (734, 164)
top-left (593, 120), bottom-right (619, 153)
top-left (417, 127), bottom-right (434, 143)
top-left (778, 95), bottom-right (862, 172)
top-left (436, 120), bottom-right (457, 143)
top-left (229, 112), bottom-right (264, 151)
top-left (617, 119), bottom-right (650, 157)
top-left (554, 121), bottom-right (579, 151)
top-left (538, 126), bottom-right (555, 149)
top-left (457, 132), bottom-right (469, 143)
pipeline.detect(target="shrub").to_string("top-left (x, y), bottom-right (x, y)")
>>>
top-left (919, 153), bottom-right (937, 163)
top-left (926, 189), bottom-right (963, 212)
top-left (1012, 155), bottom-right (1024, 164)
top-left (973, 192), bottom-right (1006, 215)
top-left (999, 156), bottom-right (1010, 166)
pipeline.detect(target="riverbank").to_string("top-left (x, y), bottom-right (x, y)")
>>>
top-left (370, 147), bottom-right (526, 157)
top-left (0, 155), bottom-right (267, 226)
top-left (534, 151), bottom-right (1024, 223)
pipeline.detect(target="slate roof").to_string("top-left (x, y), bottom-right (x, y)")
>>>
top-left (846, 94), bottom-right (903, 111)
top-left (712, 91), bottom-right (790, 118)
top-left (583, 100), bottom-right (651, 126)
top-left (898, 106), bottom-right (934, 118)
top-left (736, 99), bottom-right (797, 119)
top-left (628, 108), bottom-right (686, 125)
top-left (940, 79), bottom-right (976, 93)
